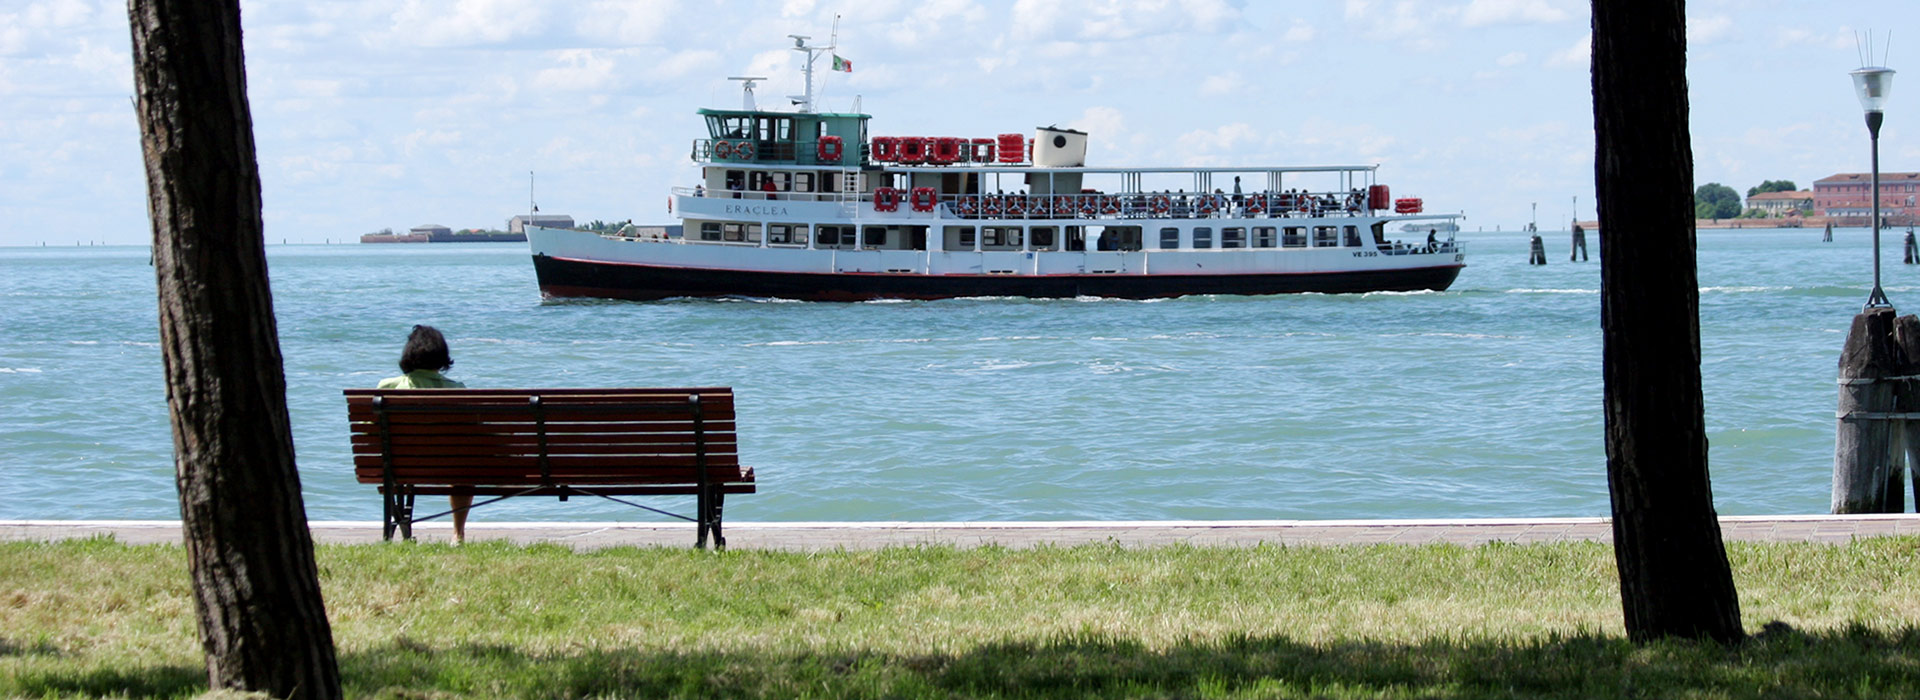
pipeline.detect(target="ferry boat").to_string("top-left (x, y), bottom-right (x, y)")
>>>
top-left (528, 39), bottom-right (1464, 301)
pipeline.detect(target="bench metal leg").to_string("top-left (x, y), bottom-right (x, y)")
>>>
top-left (695, 489), bottom-right (709, 550)
top-left (400, 488), bottom-right (416, 541)
top-left (711, 491), bottom-right (726, 549)
top-left (382, 490), bottom-right (398, 541)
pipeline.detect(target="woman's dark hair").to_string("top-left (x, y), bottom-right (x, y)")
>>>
top-left (398, 325), bottom-right (453, 373)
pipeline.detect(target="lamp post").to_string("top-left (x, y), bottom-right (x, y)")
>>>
top-left (1853, 65), bottom-right (1896, 309)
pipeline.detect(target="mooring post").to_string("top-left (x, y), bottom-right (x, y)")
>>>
top-left (1904, 231), bottom-right (1917, 264)
top-left (1528, 233), bottom-right (1546, 265)
top-left (1570, 224), bottom-right (1589, 262)
top-left (1895, 314), bottom-right (1920, 510)
top-left (1834, 307), bottom-right (1902, 513)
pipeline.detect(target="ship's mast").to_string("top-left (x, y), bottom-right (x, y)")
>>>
top-left (787, 28), bottom-right (835, 113)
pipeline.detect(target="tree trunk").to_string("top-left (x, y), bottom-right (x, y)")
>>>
top-left (1590, 0), bottom-right (1744, 644)
top-left (128, 1), bottom-right (342, 696)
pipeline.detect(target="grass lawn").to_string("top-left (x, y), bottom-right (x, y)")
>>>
top-left (5, 536), bottom-right (1920, 698)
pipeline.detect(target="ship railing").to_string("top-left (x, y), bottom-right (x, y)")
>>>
top-left (933, 191), bottom-right (1377, 220)
top-left (690, 138), bottom-right (870, 166)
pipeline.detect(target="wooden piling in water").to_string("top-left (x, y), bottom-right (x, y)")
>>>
top-left (1833, 307), bottom-right (1902, 513)
top-left (1528, 234), bottom-right (1546, 265)
top-left (1570, 225), bottom-right (1589, 262)
top-left (1904, 231), bottom-right (1916, 264)
top-left (1895, 315), bottom-right (1920, 510)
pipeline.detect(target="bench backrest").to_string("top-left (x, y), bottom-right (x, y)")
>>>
top-left (344, 387), bottom-right (746, 488)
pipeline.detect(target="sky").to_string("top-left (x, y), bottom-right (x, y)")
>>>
top-left (1, 0), bottom-right (1915, 246)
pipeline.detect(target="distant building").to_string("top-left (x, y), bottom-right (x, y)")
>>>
top-left (508, 214), bottom-right (575, 234)
top-left (410, 224), bottom-right (453, 238)
top-left (1745, 190), bottom-right (1812, 216)
top-left (1814, 172), bottom-right (1920, 224)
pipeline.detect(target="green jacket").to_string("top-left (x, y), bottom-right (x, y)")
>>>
top-left (376, 370), bottom-right (466, 389)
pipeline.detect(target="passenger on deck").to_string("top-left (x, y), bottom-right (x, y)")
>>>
top-left (376, 325), bottom-right (474, 544)
top-left (762, 178), bottom-right (778, 200)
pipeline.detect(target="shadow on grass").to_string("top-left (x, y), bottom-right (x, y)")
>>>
top-left (17, 625), bottom-right (1920, 699)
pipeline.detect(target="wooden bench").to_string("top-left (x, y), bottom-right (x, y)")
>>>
top-left (344, 387), bottom-right (754, 548)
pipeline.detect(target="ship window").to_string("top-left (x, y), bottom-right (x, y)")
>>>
top-left (864, 226), bottom-right (888, 247)
top-left (720, 116), bottom-right (748, 139)
top-left (724, 170), bottom-right (745, 194)
top-left (1159, 227), bottom-right (1180, 249)
top-left (1031, 227), bottom-right (1056, 249)
top-left (1343, 226), bottom-right (1361, 247)
top-left (984, 227), bottom-right (1021, 248)
top-left (1313, 226), bottom-right (1337, 247)
top-left (794, 172), bottom-right (815, 193)
top-left (744, 223), bottom-right (762, 244)
top-left (1254, 227), bottom-right (1276, 248)
top-left (816, 225), bottom-right (846, 247)
top-left (700, 222), bottom-right (722, 241)
top-left (723, 223), bottom-right (745, 242)
top-left (768, 224), bottom-right (791, 244)
top-left (1283, 227), bottom-right (1305, 247)
top-left (953, 226), bottom-right (977, 248)
top-left (776, 118), bottom-right (792, 141)
top-left (1193, 227), bottom-right (1213, 249)
top-left (1222, 227), bottom-right (1245, 248)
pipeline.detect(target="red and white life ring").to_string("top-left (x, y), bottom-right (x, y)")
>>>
top-left (910, 186), bottom-right (937, 213)
top-left (956, 195), bottom-right (979, 216)
top-left (874, 187), bottom-right (900, 212)
top-left (1100, 196), bottom-right (1121, 216)
top-left (1245, 194), bottom-right (1266, 216)
top-left (1150, 195), bottom-right (1171, 216)
top-left (983, 195), bottom-right (1005, 216)
top-left (817, 135), bottom-right (843, 162)
top-left (1079, 195), bottom-right (1099, 216)
top-left (713, 141), bottom-right (734, 159)
top-left (1196, 195), bottom-right (1217, 217)
top-left (1005, 196), bottom-right (1026, 217)
top-left (734, 141), bottom-right (755, 160)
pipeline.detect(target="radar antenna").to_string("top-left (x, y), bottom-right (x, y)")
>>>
top-left (727, 76), bottom-right (766, 111)
top-left (787, 30), bottom-right (836, 113)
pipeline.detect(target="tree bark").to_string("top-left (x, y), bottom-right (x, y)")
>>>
top-left (1590, 0), bottom-right (1744, 644)
top-left (128, 1), bottom-right (341, 696)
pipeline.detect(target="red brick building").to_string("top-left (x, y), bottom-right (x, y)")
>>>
top-left (1814, 172), bottom-right (1920, 225)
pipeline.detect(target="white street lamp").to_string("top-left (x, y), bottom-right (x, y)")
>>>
top-left (1852, 65), bottom-right (1896, 309)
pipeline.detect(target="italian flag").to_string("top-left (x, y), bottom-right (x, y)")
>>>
top-left (832, 54), bottom-right (852, 73)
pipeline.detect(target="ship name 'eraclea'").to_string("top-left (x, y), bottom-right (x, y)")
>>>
top-left (526, 35), bottom-right (1466, 301)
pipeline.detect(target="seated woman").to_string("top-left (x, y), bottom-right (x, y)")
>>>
top-left (377, 325), bottom-right (473, 543)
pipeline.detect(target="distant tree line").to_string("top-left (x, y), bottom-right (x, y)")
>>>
top-left (1693, 180), bottom-right (1806, 220)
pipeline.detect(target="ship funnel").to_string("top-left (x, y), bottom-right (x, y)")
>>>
top-left (1033, 126), bottom-right (1088, 167)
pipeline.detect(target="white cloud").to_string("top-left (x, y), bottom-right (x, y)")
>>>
top-left (1497, 52), bottom-right (1526, 67)
top-left (1175, 122), bottom-right (1261, 155)
top-left (1459, 0), bottom-right (1571, 27)
top-left (1548, 34), bottom-right (1589, 68)
top-left (1688, 15), bottom-right (1732, 44)
top-left (1011, 0), bottom-right (1237, 42)
top-left (1198, 72), bottom-right (1238, 96)
top-left (1342, 0), bottom-right (1445, 46)
top-left (577, 0), bottom-right (679, 45)
top-left (1773, 26), bottom-right (1856, 50)
top-left (534, 50), bottom-right (619, 92)
top-left (385, 0), bottom-right (549, 47)
top-left (1283, 20), bottom-right (1315, 42)
top-left (1069, 106), bottom-right (1127, 142)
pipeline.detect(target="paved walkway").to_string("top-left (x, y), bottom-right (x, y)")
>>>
top-left (6, 515), bottom-right (1920, 550)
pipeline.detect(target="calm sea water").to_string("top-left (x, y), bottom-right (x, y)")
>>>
top-left (0, 227), bottom-right (1901, 522)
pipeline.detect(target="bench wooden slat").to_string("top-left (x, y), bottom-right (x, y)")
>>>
top-left (390, 484), bottom-right (757, 497)
top-left (353, 453), bottom-right (739, 468)
top-left (350, 433), bottom-right (738, 448)
top-left (357, 471), bottom-right (753, 485)
top-left (348, 418), bottom-right (736, 432)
